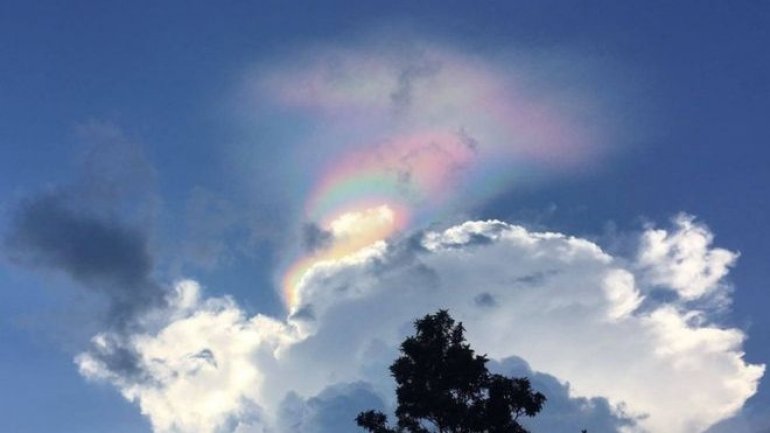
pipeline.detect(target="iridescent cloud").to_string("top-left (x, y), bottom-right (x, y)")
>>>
top-left (248, 39), bottom-right (612, 309)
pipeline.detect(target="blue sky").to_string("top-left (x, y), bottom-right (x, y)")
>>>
top-left (1, 2), bottom-right (769, 433)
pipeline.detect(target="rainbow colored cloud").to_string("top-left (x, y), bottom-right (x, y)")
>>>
top-left (248, 39), bottom-right (612, 309)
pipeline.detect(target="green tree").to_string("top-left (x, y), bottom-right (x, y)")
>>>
top-left (356, 310), bottom-right (546, 433)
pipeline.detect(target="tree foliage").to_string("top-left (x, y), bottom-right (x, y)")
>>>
top-left (356, 310), bottom-right (546, 433)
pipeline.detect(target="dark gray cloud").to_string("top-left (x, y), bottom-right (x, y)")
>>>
top-left (2, 124), bottom-right (170, 387)
top-left (474, 292), bottom-right (497, 307)
top-left (389, 54), bottom-right (441, 113)
top-left (290, 304), bottom-right (317, 322)
top-left (510, 270), bottom-right (560, 286)
top-left (5, 192), bottom-right (165, 326)
top-left (277, 356), bottom-right (635, 433)
top-left (82, 333), bottom-right (153, 383)
top-left (457, 127), bottom-right (479, 152)
top-left (7, 193), bottom-right (150, 286)
top-left (190, 348), bottom-right (218, 368)
top-left (278, 382), bottom-right (387, 433)
top-left (302, 223), bottom-right (333, 253)
top-left (492, 356), bottom-right (637, 433)
top-left (3, 122), bottom-right (166, 328)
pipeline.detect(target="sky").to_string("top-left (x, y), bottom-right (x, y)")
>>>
top-left (1, 1), bottom-right (770, 433)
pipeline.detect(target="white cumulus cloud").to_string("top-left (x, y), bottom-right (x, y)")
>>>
top-left (77, 218), bottom-right (763, 433)
top-left (637, 213), bottom-right (738, 301)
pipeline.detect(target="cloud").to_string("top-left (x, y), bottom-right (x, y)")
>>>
top-left (275, 360), bottom-right (635, 433)
top-left (3, 122), bottom-right (171, 390)
top-left (637, 213), bottom-right (738, 302)
top-left (491, 356), bottom-right (636, 433)
top-left (233, 34), bottom-right (619, 256)
top-left (6, 193), bottom-right (161, 320)
top-left (278, 382), bottom-right (388, 433)
top-left (301, 223), bottom-right (334, 253)
top-left (4, 123), bottom-right (164, 326)
top-left (77, 280), bottom-right (295, 433)
top-left (76, 217), bottom-right (763, 433)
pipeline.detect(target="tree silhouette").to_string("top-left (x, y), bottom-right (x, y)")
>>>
top-left (356, 310), bottom-right (546, 433)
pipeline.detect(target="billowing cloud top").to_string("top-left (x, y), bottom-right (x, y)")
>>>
top-left (77, 217), bottom-right (763, 433)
